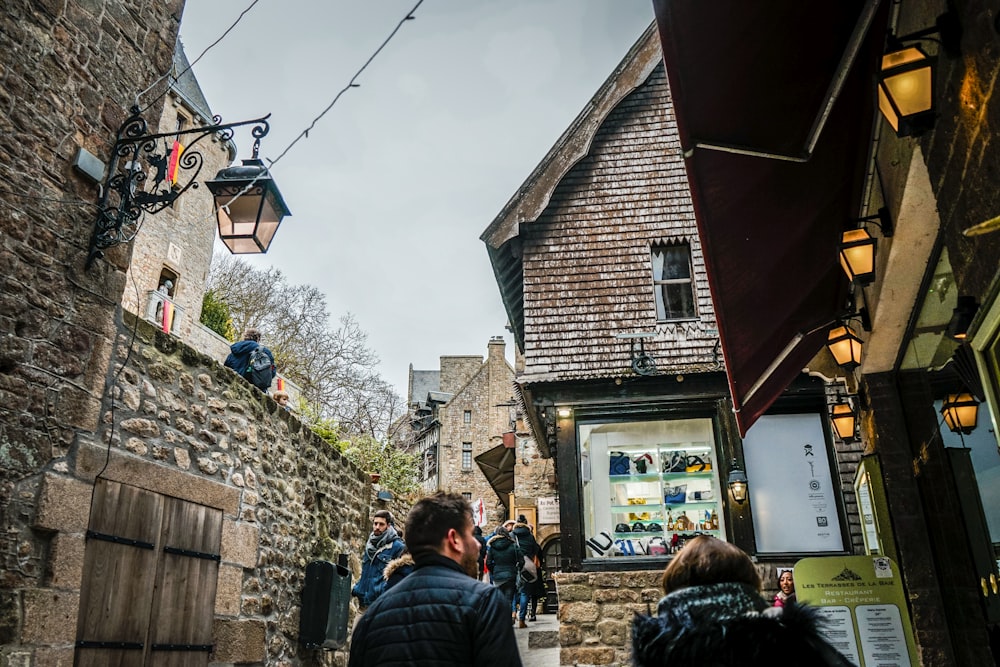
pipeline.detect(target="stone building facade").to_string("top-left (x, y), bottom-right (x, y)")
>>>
top-left (0, 2), bottom-right (376, 664)
top-left (483, 22), bottom-right (866, 665)
top-left (405, 338), bottom-right (544, 531)
top-left (120, 43), bottom-right (236, 340)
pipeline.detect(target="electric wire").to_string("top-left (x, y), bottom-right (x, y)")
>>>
top-left (133, 0), bottom-right (264, 114)
top-left (1, 0), bottom-right (426, 256)
top-left (175, 0), bottom-right (426, 236)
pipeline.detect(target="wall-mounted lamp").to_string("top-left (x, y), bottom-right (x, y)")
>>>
top-left (615, 332), bottom-right (658, 376)
top-left (839, 208), bottom-right (894, 285)
top-left (827, 324), bottom-right (864, 370)
top-left (878, 13), bottom-right (962, 137)
top-left (941, 392), bottom-right (979, 435)
top-left (727, 458), bottom-right (748, 505)
top-left (556, 407), bottom-right (572, 419)
top-left (945, 296), bottom-right (979, 341)
top-left (86, 106), bottom-right (290, 269)
top-left (830, 401), bottom-right (858, 443)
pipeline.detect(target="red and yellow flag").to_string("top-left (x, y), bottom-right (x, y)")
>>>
top-left (167, 141), bottom-right (185, 185)
top-left (276, 377), bottom-right (285, 391)
top-left (161, 300), bottom-right (174, 333)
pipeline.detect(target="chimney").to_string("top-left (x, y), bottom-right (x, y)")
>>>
top-left (488, 336), bottom-right (506, 362)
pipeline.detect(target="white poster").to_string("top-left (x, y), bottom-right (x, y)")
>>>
top-left (743, 413), bottom-right (845, 553)
top-left (537, 497), bottom-right (560, 524)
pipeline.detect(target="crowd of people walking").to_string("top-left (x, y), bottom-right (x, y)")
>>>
top-left (347, 493), bottom-right (842, 667)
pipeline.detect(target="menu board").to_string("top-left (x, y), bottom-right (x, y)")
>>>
top-left (795, 556), bottom-right (918, 667)
top-left (743, 413), bottom-right (845, 552)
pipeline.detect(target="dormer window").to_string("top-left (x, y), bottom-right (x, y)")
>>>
top-left (651, 243), bottom-right (696, 321)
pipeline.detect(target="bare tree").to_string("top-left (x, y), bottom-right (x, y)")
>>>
top-left (206, 254), bottom-right (404, 441)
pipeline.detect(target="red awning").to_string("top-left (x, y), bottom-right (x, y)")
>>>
top-left (652, 1), bottom-right (889, 435)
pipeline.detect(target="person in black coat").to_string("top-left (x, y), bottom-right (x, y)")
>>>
top-left (486, 525), bottom-right (522, 622)
top-left (511, 517), bottom-right (540, 624)
top-left (473, 525), bottom-right (487, 580)
top-left (348, 492), bottom-right (522, 667)
top-left (631, 536), bottom-right (852, 667)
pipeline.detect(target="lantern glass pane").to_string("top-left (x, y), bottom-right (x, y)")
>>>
top-left (831, 404), bottom-right (856, 440)
top-left (828, 325), bottom-right (862, 367)
top-left (840, 229), bottom-right (876, 282)
top-left (881, 47), bottom-right (927, 69)
top-left (883, 67), bottom-right (933, 117)
top-left (878, 85), bottom-right (900, 131)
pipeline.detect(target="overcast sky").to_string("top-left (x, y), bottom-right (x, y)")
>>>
top-left (177, 1), bottom-right (655, 400)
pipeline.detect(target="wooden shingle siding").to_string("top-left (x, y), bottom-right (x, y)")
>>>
top-left (521, 64), bottom-right (718, 381)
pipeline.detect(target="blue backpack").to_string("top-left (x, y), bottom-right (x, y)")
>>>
top-left (244, 345), bottom-right (273, 391)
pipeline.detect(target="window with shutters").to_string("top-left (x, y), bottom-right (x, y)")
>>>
top-left (75, 479), bottom-right (223, 666)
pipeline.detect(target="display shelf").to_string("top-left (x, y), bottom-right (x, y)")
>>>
top-left (609, 505), bottom-right (664, 514)
top-left (608, 473), bottom-right (662, 482)
top-left (613, 530), bottom-right (666, 537)
top-left (663, 501), bottom-right (716, 510)
top-left (661, 471), bottom-right (715, 480)
top-left (604, 442), bottom-right (724, 550)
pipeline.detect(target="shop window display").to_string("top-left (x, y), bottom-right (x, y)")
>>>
top-left (580, 418), bottom-right (724, 558)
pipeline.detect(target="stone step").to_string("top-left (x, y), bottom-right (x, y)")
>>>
top-left (528, 630), bottom-right (559, 649)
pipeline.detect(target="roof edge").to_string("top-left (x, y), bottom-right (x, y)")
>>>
top-left (480, 21), bottom-right (661, 249)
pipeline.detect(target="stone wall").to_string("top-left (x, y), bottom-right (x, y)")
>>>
top-left (1, 312), bottom-right (382, 665)
top-left (0, 0), bottom-right (187, 661)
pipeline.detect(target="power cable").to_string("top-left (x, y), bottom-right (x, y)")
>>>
top-left (133, 0), bottom-right (264, 114)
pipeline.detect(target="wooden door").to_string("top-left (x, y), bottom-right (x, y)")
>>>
top-left (75, 480), bottom-right (222, 666)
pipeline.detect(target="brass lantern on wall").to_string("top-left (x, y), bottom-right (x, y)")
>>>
top-left (941, 393), bottom-right (979, 435)
top-left (827, 324), bottom-right (864, 371)
top-left (878, 45), bottom-right (936, 137)
top-left (830, 401), bottom-right (858, 443)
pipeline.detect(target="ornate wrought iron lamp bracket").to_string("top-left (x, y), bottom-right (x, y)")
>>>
top-left (86, 106), bottom-right (271, 268)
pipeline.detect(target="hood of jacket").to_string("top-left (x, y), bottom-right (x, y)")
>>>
top-left (487, 534), bottom-right (515, 551)
top-left (383, 553), bottom-right (414, 581)
top-left (229, 340), bottom-right (258, 355)
top-left (632, 582), bottom-right (852, 667)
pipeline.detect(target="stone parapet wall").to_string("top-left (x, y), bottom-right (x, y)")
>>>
top-left (554, 570), bottom-right (663, 666)
top-left (1, 311), bottom-right (389, 666)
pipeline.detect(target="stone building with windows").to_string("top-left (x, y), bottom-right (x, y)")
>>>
top-left (120, 43), bottom-right (236, 343)
top-left (404, 337), bottom-right (554, 538)
top-left (0, 3), bottom-right (368, 664)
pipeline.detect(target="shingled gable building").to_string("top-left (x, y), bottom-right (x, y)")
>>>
top-left (405, 338), bottom-right (530, 530)
top-left (483, 11), bottom-right (865, 618)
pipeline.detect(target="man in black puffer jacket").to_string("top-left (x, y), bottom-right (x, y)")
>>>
top-left (348, 492), bottom-right (522, 667)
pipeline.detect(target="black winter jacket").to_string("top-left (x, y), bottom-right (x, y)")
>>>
top-left (631, 582), bottom-right (853, 667)
top-left (486, 534), bottom-right (521, 586)
top-left (348, 554), bottom-right (522, 667)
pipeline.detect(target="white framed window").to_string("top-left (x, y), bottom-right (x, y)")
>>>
top-left (651, 243), bottom-right (696, 321)
top-left (464, 410), bottom-right (472, 424)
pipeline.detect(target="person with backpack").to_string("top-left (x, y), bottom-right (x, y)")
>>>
top-left (224, 328), bottom-right (275, 393)
top-left (511, 516), bottom-right (540, 625)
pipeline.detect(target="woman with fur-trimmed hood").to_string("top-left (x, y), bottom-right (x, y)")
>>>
top-left (631, 536), bottom-right (852, 667)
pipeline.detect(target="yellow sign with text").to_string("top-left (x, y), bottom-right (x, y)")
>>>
top-left (795, 556), bottom-right (917, 667)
